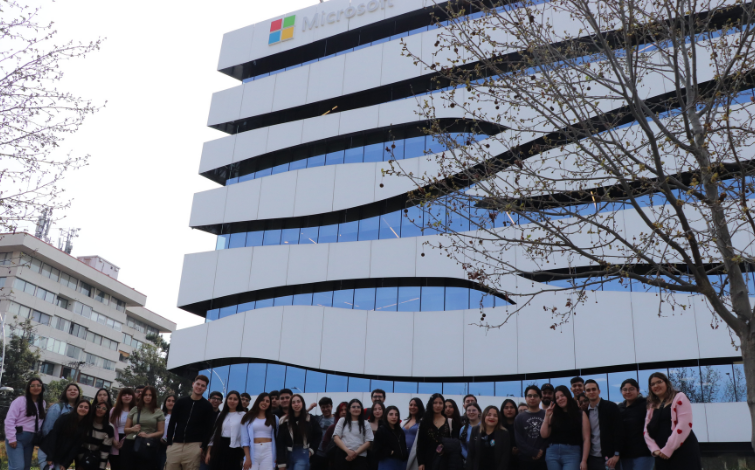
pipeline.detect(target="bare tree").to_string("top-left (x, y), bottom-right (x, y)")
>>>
top-left (390, 0), bottom-right (755, 448)
top-left (0, 1), bottom-right (103, 233)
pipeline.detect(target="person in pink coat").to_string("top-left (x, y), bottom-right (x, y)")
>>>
top-left (643, 372), bottom-right (702, 470)
top-left (4, 378), bottom-right (46, 470)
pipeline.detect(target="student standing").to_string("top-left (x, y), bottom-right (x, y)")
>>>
top-left (643, 372), bottom-right (702, 470)
top-left (404, 398), bottom-right (424, 470)
top-left (124, 385), bottom-right (165, 470)
top-left (94, 388), bottom-right (113, 409)
top-left (5, 378), bottom-right (46, 470)
top-left (277, 394), bottom-right (322, 470)
top-left (38, 383), bottom-right (80, 468)
top-left (322, 402), bottom-right (349, 461)
top-left (372, 406), bottom-right (407, 470)
top-left (241, 393), bottom-right (279, 470)
top-left (501, 399), bottom-right (519, 470)
top-left (541, 385), bottom-right (555, 409)
top-left (367, 402), bottom-right (386, 470)
top-left (364, 389), bottom-right (386, 418)
top-left (583, 380), bottom-right (622, 470)
top-left (576, 395), bottom-right (589, 413)
top-left (135, 385), bottom-right (146, 402)
top-left (206, 391), bottom-right (245, 470)
top-left (617, 379), bottom-right (653, 470)
top-left (416, 394), bottom-right (461, 470)
top-left (41, 399), bottom-right (90, 470)
top-left (269, 391), bottom-right (281, 416)
top-left (166, 375), bottom-right (215, 470)
top-left (276, 389), bottom-right (293, 418)
top-left (160, 394), bottom-right (177, 470)
top-left (444, 399), bottom-right (463, 433)
top-left (310, 397), bottom-right (335, 470)
top-left (108, 387), bottom-right (135, 470)
top-left (539, 386), bottom-right (590, 470)
top-left (241, 393), bottom-right (252, 412)
top-left (570, 379), bottom-right (584, 399)
top-left (82, 401), bottom-right (115, 470)
top-left (460, 403), bottom-right (481, 460)
top-left (332, 399), bottom-right (374, 470)
top-left (460, 395), bottom-right (477, 426)
top-left (465, 406), bottom-right (511, 470)
top-left (514, 386), bottom-right (547, 470)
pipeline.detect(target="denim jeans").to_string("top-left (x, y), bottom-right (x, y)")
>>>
top-left (7, 431), bottom-right (35, 470)
top-left (545, 444), bottom-right (583, 470)
top-left (289, 447), bottom-right (311, 470)
top-left (620, 456), bottom-right (655, 470)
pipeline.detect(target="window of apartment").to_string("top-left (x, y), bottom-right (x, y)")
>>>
top-left (35, 286), bottom-right (55, 304)
top-left (119, 352), bottom-right (129, 362)
top-left (127, 317), bottom-right (158, 337)
top-left (58, 272), bottom-right (78, 291)
top-left (0, 278), bottom-right (5, 288)
top-left (69, 323), bottom-right (87, 339)
top-left (7, 301), bottom-right (32, 320)
top-left (38, 362), bottom-right (55, 376)
top-left (112, 298), bottom-right (125, 312)
top-left (0, 253), bottom-right (12, 266)
top-left (30, 257), bottom-right (43, 273)
top-left (55, 296), bottom-right (69, 310)
top-left (52, 317), bottom-right (70, 332)
top-left (73, 302), bottom-right (93, 319)
top-left (65, 344), bottom-right (83, 360)
top-left (79, 281), bottom-right (92, 297)
top-left (61, 367), bottom-right (75, 380)
top-left (41, 264), bottom-right (61, 282)
top-left (94, 289), bottom-right (107, 304)
top-left (30, 310), bottom-right (51, 326)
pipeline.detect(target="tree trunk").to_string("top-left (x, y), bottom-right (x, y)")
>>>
top-left (739, 327), bottom-right (755, 452)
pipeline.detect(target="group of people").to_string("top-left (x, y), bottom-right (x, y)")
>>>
top-left (1, 372), bottom-right (702, 470)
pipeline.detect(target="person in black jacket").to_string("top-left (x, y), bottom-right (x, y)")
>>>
top-left (276, 394), bottom-right (322, 470)
top-left (372, 406), bottom-right (407, 470)
top-left (166, 375), bottom-right (215, 470)
top-left (465, 406), bottom-right (511, 470)
top-left (584, 380), bottom-right (623, 470)
top-left (42, 399), bottom-right (91, 470)
top-left (617, 379), bottom-right (654, 470)
top-left (417, 393), bottom-right (462, 470)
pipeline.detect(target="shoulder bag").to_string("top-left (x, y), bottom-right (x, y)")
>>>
top-left (30, 402), bottom-right (44, 446)
top-left (78, 427), bottom-right (102, 470)
top-left (133, 409), bottom-right (159, 461)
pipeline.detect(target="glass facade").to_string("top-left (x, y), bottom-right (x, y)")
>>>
top-left (197, 361), bottom-right (747, 403)
top-left (205, 283), bottom-right (505, 322)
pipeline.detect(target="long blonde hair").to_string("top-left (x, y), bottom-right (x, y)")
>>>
top-left (646, 372), bottom-right (677, 408)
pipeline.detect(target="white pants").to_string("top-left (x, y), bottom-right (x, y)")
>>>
top-left (252, 442), bottom-right (274, 470)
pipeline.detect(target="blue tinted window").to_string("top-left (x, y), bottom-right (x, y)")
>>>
top-left (421, 287), bottom-right (445, 311)
top-left (668, 367), bottom-right (701, 403)
top-left (379, 211), bottom-right (402, 239)
top-left (469, 290), bottom-right (495, 309)
top-left (289, 159), bottom-right (307, 171)
top-left (299, 227), bottom-right (319, 244)
top-left (363, 143), bottom-right (383, 163)
top-left (404, 136), bottom-right (426, 158)
top-left (402, 207), bottom-right (424, 237)
top-left (333, 289), bottom-right (354, 309)
top-left (272, 163), bottom-right (289, 174)
top-left (445, 287), bottom-right (469, 310)
top-left (349, 377), bottom-right (371, 392)
top-left (389, 140), bottom-right (405, 160)
top-left (359, 216), bottom-right (380, 241)
top-left (308, 154), bottom-right (325, 168)
top-left (228, 364), bottom-right (248, 393)
top-left (447, 203), bottom-right (470, 233)
top-left (495, 381), bottom-right (521, 397)
top-left (444, 383), bottom-right (467, 395)
top-left (306, 371), bottom-right (327, 393)
top-left (256, 298), bottom-right (274, 309)
top-left (732, 364), bottom-right (746, 402)
top-left (206, 309), bottom-right (219, 322)
top-left (319, 224), bottom-right (338, 244)
top-left (375, 287), bottom-right (398, 311)
top-left (216, 235), bottom-right (230, 250)
top-left (371, 380), bottom-right (394, 393)
top-left (210, 366), bottom-right (229, 395)
top-left (338, 221), bottom-right (359, 242)
top-left (394, 382), bottom-right (418, 394)
top-left (353, 288), bottom-right (376, 310)
top-left (293, 293), bottom-right (314, 306)
top-left (247, 364), bottom-right (267, 394)
top-left (246, 231), bottom-right (264, 247)
top-left (418, 382), bottom-right (442, 394)
top-left (426, 135), bottom-right (446, 154)
top-left (281, 229), bottom-right (300, 245)
top-left (263, 229), bottom-right (281, 245)
top-left (265, 364), bottom-right (286, 392)
top-left (326, 150), bottom-right (344, 166)
top-left (238, 301), bottom-right (255, 313)
top-left (313, 291), bottom-right (333, 307)
top-left (256, 168), bottom-right (272, 178)
top-left (274, 295), bottom-right (293, 307)
top-left (344, 147), bottom-right (363, 163)
top-left (469, 382), bottom-right (494, 396)
top-left (397, 287), bottom-right (420, 312)
top-left (326, 374), bottom-right (348, 392)
top-left (229, 232), bottom-right (246, 249)
top-left (219, 306), bottom-right (237, 319)
top-left (286, 367), bottom-right (306, 392)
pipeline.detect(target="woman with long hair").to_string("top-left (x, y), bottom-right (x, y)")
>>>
top-left (206, 391), bottom-right (245, 470)
top-left (444, 399), bottom-right (462, 434)
top-left (644, 372), bottom-right (702, 469)
top-left (618, 379), bottom-right (653, 470)
top-left (539, 386), bottom-right (590, 470)
top-left (460, 403), bottom-right (481, 460)
top-left (123, 385), bottom-right (165, 470)
top-left (277, 394), bottom-right (322, 470)
top-left (416, 393), bottom-right (461, 470)
top-left (322, 401), bottom-right (349, 458)
top-left (41, 399), bottom-right (91, 470)
top-left (465, 406), bottom-right (511, 470)
top-left (332, 399), bottom-right (373, 470)
top-left (159, 394), bottom-right (177, 470)
top-left (500, 399), bottom-right (519, 470)
top-left (79, 401), bottom-right (115, 470)
top-left (108, 387), bottom-right (135, 470)
top-left (404, 398), bottom-right (424, 470)
top-left (367, 402), bottom-right (386, 470)
top-left (241, 393), bottom-right (280, 470)
top-left (93, 388), bottom-right (113, 409)
top-left (37, 383), bottom-right (80, 468)
top-left (372, 406), bottom-right (407, 470)
top-left (4, 377), bottom-right (46, 470)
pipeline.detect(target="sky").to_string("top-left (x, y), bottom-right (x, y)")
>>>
top-left (18, 0), bottom-right (319, 332)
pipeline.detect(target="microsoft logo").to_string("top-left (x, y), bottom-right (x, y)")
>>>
top-left (269, 15), bottom-right (296, 45)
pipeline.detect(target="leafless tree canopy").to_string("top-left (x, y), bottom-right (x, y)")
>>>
top-left (391, 0), bottom-right (755, 446)
top-left (0, 1), bottom-right (103, 232)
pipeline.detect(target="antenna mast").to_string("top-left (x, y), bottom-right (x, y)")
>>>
top-left (57, 228), bottom-right (80, 255)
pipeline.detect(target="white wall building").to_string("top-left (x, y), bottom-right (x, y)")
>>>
top-left (0, 233), bottom-right (175, 398)
top-left (169, 0), bottom-right (751, 448)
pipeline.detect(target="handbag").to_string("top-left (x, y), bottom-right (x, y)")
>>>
top-left (133, 409), bottom-right (159, 461)
top-left (31, 403), bottom-right (43, 447)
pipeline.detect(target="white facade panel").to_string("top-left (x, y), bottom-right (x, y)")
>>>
top-left (257, 171), bottom-right (298, 219)
top-left (239, 308), bottom-right (284, 362)
top-left (248, 245), bottom-right (290, 292)
top-left (218, 26), bottom-right (254, 71)
top-left (343, 44), bottom-right (383, 95)
top-left (463, 308), bottom-right (518, 376)
top-left (573, 293), bottom-right (637, 369)
top-left (273, 66), bottom-right (310, 112)
top-left (279, 306), bottom-right (324, 370)
top-left (177, 251), bottom-right (218, 308)
top-left (364, 311), bottom-right (414, 377)
top-left (189, 187), bottom-right (227, 227)
top-left (199, 135), bottom-right (236, 174)
top-left (413, 311), bottom-right (465, 377)
top-left (517, 296), bottom-right (577, 374)
top-left (332, 163), bottom-right (376, 211)
top-left (223, 179), bottom-right (261, 223)
top-left (287, 244), bottom-right (330, 286)
top-left (167, 322), bottom-right (208, 369)
top-left (212, 248), bottom-right (253, 299)
top-left (205, 312), bottom-right (245, 360)
top-left (631, 292), bottom-right (700, 364)
top-left (321, 308), bottom-right (368, 374)
top-left (370, 238), bottom-right (416, 279)
top-left (207, 86), bottom-right (243, 126)
top-left (266, 120), bottom-right (304, 154)
top-left (306, 55), bottom-right (346, 104)
top-left (327, 242), bottom-right (371, 281)
top-left (233, 127), bottom-right (269, 163)
top-left (381, 34), bottom-right (423, 85)
top-left (293, 165), bottom-right (336, 216)
top-left (239, 77), bottom-right (276, 119)
top-left (338, 106), bottom-right (380, 136)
